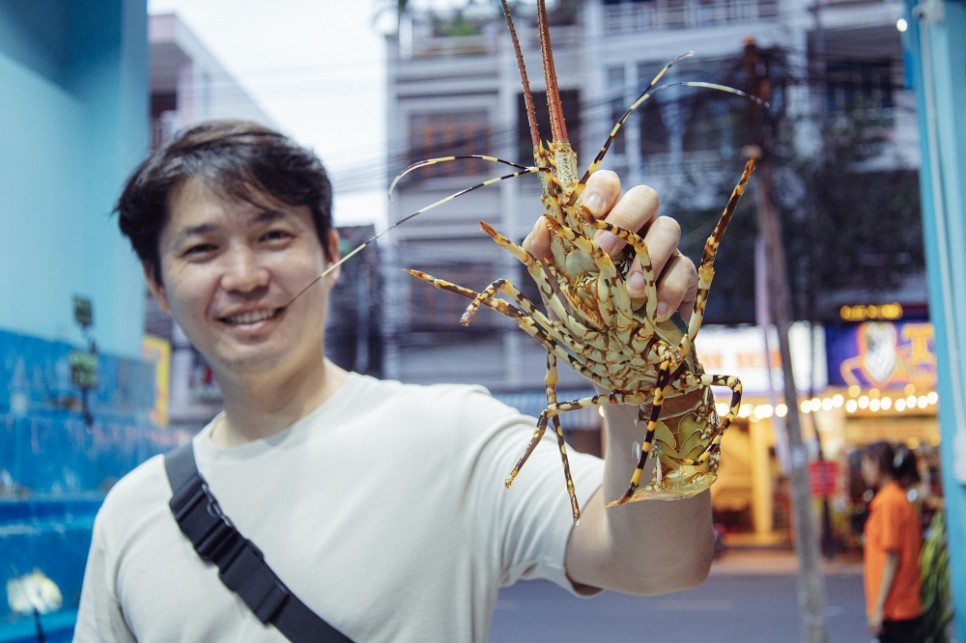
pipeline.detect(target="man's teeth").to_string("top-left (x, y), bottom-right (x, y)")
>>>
top-left (228, 310), bottom-right (277, 324)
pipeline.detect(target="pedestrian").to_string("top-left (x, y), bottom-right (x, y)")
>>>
top-left (75, 119), bottom-right (712, 642)
top-left (861, 440), bottom-right (924, 642)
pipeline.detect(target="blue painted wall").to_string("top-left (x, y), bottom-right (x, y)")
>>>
top-left (0, 0), bottom-right (148, 359)
top-left (0, 1), bottom-right (178, 639)
top-left (0, 330), bottom-right (185, 638)
top-left (903, 1), bottom-right (966, 640)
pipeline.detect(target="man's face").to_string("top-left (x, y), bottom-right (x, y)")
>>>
top-left (147, 177), bottom-right (338, 382)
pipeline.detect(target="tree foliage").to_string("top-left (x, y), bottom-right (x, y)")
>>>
top-left (778, 113), bottom-right (924, 321)
top-left (662, 46), bottom-right (924, 325)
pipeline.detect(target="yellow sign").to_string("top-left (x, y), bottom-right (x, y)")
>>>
top-left (839, 303), bottom-right (904, 321)
top-left (142, 335), bottom-right (171, 427)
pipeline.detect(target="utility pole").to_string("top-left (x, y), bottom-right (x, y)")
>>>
top-left (744, 38), bottom-right (830, 643)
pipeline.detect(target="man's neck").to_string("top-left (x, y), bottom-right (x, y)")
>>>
top-left (211, 358), bottom-right (348, 447)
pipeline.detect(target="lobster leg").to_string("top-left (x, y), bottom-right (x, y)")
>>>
top-left (504, 350), bottom-right (582, 523)
top-left (684, 159), bottom-right (756, 353)
top-left (404, 269), bottom-right (612, 383)
top-left (608, 358), bottom-right (675, 507)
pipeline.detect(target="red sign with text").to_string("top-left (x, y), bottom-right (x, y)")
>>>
top-left (809, 460), bottom-right (839, 497)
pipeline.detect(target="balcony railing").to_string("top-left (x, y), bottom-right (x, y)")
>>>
top-left (404, 21), bottom-right (582, 59)
top-left (601, 0), bottom-right (780, 34)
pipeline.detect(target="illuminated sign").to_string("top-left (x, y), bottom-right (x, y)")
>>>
top-left (695, 323), bottom-right (825, 395)
top-left (826, 322), bottom-right (935, 389)
top-left (839, 303), bottom-right (903, 321)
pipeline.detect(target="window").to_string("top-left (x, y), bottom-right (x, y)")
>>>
top-left (682, 98), bottom-right (743, 155)
top-left (407, 262), bottom-right (503, 332)
top-left (635, 61), bottom-right (673, 159)
top-left (407, 111), bottom-right (491, 179)
top-left (516, 89), bottom-right (582, 160)
top-left (606, 65), bottom-right (627, 155)
top-left (825, 59), bottom-right (894, 114)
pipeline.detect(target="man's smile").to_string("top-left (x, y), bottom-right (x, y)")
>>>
top-left (220, 308), bottom-right (283, 325)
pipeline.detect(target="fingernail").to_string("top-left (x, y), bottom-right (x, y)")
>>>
top-left (656, 302), bottom-right (671, 321)
top-left (596, 231), bottom-right (619, 255)
top-left (582, 192), bottom-right (604, 216)
top-left (627, 272), bottom-right (646, 295)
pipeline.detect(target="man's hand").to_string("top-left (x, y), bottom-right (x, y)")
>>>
top-left (521, 170), bottom-right (698, 322)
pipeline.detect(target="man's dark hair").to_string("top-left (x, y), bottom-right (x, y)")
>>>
top-left (116, 119), bottom-right (334, 284)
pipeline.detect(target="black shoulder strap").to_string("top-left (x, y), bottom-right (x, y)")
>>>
top-left (165, 442), bottom-right (353, 643)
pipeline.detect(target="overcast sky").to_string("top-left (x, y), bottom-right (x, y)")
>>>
top-left (147, 0), bottom-right (393, 227)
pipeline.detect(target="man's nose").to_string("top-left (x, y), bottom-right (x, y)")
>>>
top-left (221, 245), bottom-right (269, 294)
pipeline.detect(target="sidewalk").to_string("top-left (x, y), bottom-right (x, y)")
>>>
top-left (491, 542), bottom-right (870, 642)
top-left (711, 536), bottom-right (864, 576)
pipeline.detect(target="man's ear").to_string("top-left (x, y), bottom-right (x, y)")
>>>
top-left (143, 264), bottom-right (172, 316)
top-left (324, 229), bottom-right (342, 284)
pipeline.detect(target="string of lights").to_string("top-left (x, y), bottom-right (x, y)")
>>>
top-left (716, 388), bottom-right (940, 421)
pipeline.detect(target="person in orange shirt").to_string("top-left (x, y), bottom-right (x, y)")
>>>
top-left (861, 441), bottom-right (924, 642)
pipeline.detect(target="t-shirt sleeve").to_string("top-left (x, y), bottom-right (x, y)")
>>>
top-left (452, 387), bottom-right (605, 595)
top-left (74, 506), bottom-right (138, 642)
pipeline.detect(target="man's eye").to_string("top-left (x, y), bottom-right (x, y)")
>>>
top-left (183, 243), bottom-right (217, 257)
top-left (262, 230), bottom-right (293, 244)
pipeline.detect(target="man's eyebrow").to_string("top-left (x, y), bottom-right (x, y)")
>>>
top-left (251, 209), bottom-right (288, 225)
top-left (170, 223), bottom-right (219, 244)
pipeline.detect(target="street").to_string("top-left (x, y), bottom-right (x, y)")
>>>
top-left (489, 549), bottom-right (870, 642)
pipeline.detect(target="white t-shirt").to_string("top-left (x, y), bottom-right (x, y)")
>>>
top-left (75, 373), bottom-right (604, 642)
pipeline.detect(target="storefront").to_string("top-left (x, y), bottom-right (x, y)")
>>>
top-left (695, 319), bottom-right (940, 547)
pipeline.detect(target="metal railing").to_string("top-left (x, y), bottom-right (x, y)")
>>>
top-left (601, 0), bottom-right (780, 34)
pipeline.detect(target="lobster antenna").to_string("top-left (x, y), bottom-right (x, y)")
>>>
top-left (501, 0), bottom-right (541, 149)
top-left (287, 3), bottom-right (554, 310)
top-left (573, 75), bottom-right (766, 204)
top-left (537, 0), bottom-right (568, 143)
top-left (388, 154), bottom-right (533, 198)
top-left (282, 162), bottom-right (545, 309)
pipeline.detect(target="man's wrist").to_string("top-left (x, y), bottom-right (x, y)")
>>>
top-left (643, 387), bottom-right (708, 419)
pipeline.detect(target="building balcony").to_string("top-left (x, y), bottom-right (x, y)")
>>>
top-left (601, 0), bottom-right (780, 34)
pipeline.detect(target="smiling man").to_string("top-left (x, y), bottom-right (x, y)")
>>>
top-left (75, 120), bottom-right (714, 642)
top-left (149, 175), bottom-right (345, 445)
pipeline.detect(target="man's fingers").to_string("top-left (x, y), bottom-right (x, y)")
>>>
top-left (640, 215), bottom-right (681, 277)
top-left (525, 170), bottom-right (621, 259)
top-left (627, 250), bottom-right (698, 323)
top-left (593, 184), bottom-right (659, 257)
top-left (658, 253), bottom-right (698, 322)
top-left (522, 172), bottom-right (696, 323)
top-left (522, 215), bottom-right (553, 260)
top-left (580, 170), bottom-right (622, 220)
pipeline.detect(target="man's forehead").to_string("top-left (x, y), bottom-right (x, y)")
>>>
top-left (169, 175), bottom-right (284, 210)
top-left (166, 177), bottom-right (295, 229)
